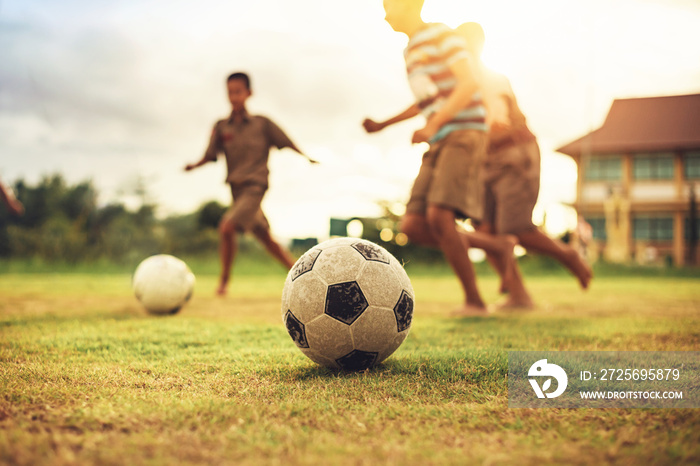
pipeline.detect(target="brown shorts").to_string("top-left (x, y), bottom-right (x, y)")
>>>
top-left (481, 140), bottom-right (540, 235)
top-left (405, 129), bottom-right (487, 220)
top-left (222, 183), bottom-right (270, 233)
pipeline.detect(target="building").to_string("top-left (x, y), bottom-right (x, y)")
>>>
top-left (557, 94), bottom-right (700, 266)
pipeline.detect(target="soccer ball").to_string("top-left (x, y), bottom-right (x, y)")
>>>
top-left (281, 237), bottom-right (414, 371)
top-left (132, 254), bottom-right (195, 315)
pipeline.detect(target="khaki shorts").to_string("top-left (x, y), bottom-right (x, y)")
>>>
top-left (222, 183), bottom-right (270, 233)
top-left (481, 140), bottom-right (540, 235)
top-left (406, 129), bottom-right (487, 220)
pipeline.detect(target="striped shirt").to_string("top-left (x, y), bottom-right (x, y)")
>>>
top-left (404, 23), bottom-right (487, 142)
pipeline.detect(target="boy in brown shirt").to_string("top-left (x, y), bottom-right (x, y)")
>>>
top-left (185, 72), bottom-right (317, 296)
top-left (457, 23), bottom-right (592, 307)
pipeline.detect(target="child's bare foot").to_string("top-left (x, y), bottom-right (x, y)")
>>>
top-left (216, 279), bottom-right (229, 297)
top-left (451, 303), bottom-right (490, 317)
top-left (564, 248), bottom-right (593, 290)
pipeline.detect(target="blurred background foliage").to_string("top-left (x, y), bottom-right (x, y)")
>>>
top-left (0, 174), bottom-right (454, 272)
top-left (0, 174), bottom-right (227, 265)
top-left (1, 174), bottom-right (695, 278)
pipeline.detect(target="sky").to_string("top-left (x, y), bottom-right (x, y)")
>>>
top-left (2, 0), bottom-right (700, 241)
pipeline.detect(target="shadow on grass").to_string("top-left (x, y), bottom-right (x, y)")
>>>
top-left (260, 350), bottom-right (508, 383)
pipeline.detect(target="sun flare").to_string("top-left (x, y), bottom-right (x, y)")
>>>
top-left (420, 0), bottom-right (586, 75)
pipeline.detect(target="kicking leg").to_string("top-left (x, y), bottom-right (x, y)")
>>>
top-left (402, 213), bottom-right (515, 275)
top-left (518, 229), bottom-right (592, 289)
top-left (400, 213), bottom-right (439, 248)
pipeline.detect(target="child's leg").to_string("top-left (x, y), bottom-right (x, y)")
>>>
top-left (518, 229), bottom-right (593, 289)
top-left (474, 222), bottom-right (512, 294)
top-left (217, 218), bottom-right (238, 296)
top-left (400, 213), bottom-right (439, 247)
top-left (466, 227), bottom-right (535, 307)
top-left (401, 210), bottom-right (524, 312)
top-left (252, 227), bottom-right (295, 270)
top-left (491, 258), bottom-right (535, 310)
top-left (425, 205), bottom-right (487, 313)
top-left (459, 226), bottom-right (517, 292)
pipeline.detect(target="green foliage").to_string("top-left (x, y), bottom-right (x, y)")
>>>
top-left (0, 174), bottom-right (223, 263)
top-left (3, 174), bottom-right (699, 278)
top-left (196, 201), bottom-right (227, 230)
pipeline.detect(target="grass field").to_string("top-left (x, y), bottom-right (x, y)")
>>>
top-left (1, 262), bottom-right (699, 465)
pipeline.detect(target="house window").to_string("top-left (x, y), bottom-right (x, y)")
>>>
top-left (633, 215), bottom-right (674, 241)
top-left (584, 155), bottom-right (622, 181)
top-left (585, 217), bottom-right (606, 240)
top-left (685, 151), bottom-right (700, 180)
top-left (633, 152), bottom-right (674, 180)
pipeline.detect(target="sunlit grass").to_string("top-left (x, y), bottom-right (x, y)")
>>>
top-left (0, 269), bottom-right (699, 465)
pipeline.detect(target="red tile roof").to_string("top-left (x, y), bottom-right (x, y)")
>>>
top-left (557, 94), bottom-right (700, 157)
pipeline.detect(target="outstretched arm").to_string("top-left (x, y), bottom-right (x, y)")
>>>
top-left (288, 142), bottom-right (319, 165)
top-left (184, 157), bottom-right (213, 171)
top-left (266, 118), bottom-right (319, 165)
top-left (186, 124), bottom-right (220, 171)
top-left (0, 181), bottom-right (24, 216)
top-left (363, 103), bottom-right (420, 133)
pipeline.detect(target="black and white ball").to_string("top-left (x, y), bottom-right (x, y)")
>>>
top-left (282, 238), bottom-right (414, 371)
top-left (133, 254), bottom-right (195, 315)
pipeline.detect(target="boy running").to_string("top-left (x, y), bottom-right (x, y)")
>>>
top-left (185, 72), bottom-right (318, 296)
top-left (363, 0), bottom-right (519, 316)
top-left (457, 22), bottom-right (592, 307)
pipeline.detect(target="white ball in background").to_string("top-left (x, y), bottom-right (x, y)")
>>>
top-left (132, 254), bottom-right (195, 315)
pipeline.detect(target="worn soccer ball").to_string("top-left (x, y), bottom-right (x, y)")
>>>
top-left (132, 254), bottom-right (195, 315)
top-left (281, 237), bottom-right (415, 371)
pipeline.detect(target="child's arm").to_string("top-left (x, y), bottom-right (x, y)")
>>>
top-left (0, 181), bottom-right (24, 216)
top-left (184, 157), bottom-right (212, 171)
top-left (185, 124), bottom-right (220, 171)
top-left (363, 103), bottom-right (420, 133)
top-left (266, 118), bottom-right (319, 164)
top-left (287, 142), bottom-right (319, 165)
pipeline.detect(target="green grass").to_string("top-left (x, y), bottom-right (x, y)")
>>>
top-left (1, 267), bottom-right (699, 465)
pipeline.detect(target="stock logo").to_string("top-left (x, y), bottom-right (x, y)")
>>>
top-left (528, 359), bottom-right (568, 399)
